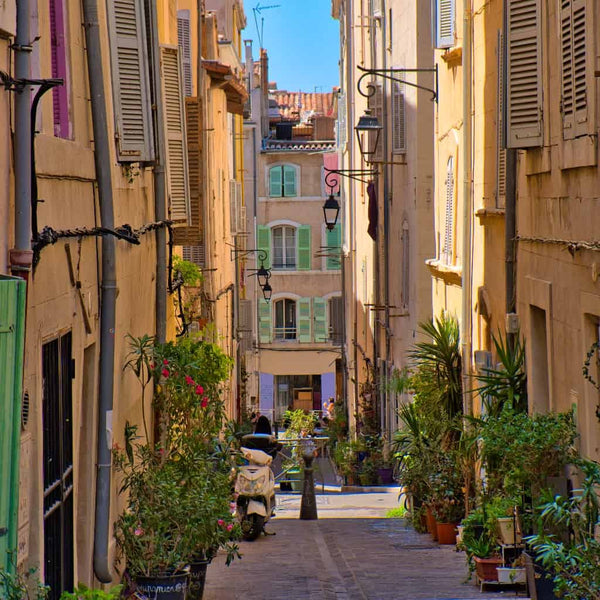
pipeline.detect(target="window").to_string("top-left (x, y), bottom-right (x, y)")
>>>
top-left (269, 165), bottom-right (297, 197)
top-left (434, 0), bottom-right (455, 49)
top-left (441, 157), bottom-right (455, 265)
top-left (530, 306), bottom-right (550, 413)
top-left (560, 0), bottom-right (588, 139)
top-left (272, 226), bottom-right (296, 269)
top-left (49, 0), bottom-right (70, 138)
top-left (107, 0), bottom-right (154, 162)
top-left (401, 220), bottom-right (409, 307)
top-left (274, 299), bottom-right (297, 340)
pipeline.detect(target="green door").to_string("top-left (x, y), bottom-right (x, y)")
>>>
top-left (0, 276), bottom-right (26, 574)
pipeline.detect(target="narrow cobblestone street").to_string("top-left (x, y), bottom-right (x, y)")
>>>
top-left (204, 493), bottom-right (527, 600)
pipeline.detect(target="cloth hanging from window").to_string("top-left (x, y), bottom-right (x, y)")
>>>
top-left (367, 182), bottom-right (378, 240)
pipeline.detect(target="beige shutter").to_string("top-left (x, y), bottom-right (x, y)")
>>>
top-left (229, 180), bottom-right (238, 234)
top-left (161, 45), bottom-right (191, 224)
top-left (177, 10), bottom-right (193, 97)
top-left (172, 97), bottom-right (204, 246)
top-left (496, 31), bottom-right (506, 208)
top-left (107, 0), bottom-right (154, 162)
top-left (182, 245), bottom-right (205, 268)
top-left (337, 91), bottom-right (347, 148)
top-left (367, 83), bottom-right (383, 162)
top-left (436, 0), bottom-right (455, 49)
top-left (561, 0), bottom-right (588, 139)
top-left (392, 80), bottom-right (406, 154)
top-left (506, 0), bottom-right (542, 148)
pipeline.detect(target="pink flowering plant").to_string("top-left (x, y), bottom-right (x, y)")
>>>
top-left (113, 335), bottom-right (240, 579)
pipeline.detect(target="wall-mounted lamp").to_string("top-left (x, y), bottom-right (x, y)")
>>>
top-left (231, 247), bottom-right (274, 299)
top-left (354, 110), bottom-right (382, 161)
top-left (323, 194), bottom-right (341, 231)
top-left (262, 281), bottom-right (273, 302)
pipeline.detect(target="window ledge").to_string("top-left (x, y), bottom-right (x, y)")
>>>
top-left (476, 207), bottom-right (506, 219)
top-left (425, 258), bottom-right (462, 285)
top-left (441, 46), bottom-right (462, 67)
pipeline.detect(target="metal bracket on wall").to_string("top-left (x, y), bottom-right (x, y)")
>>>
top-left (356, 64), bottom-right (439, 103)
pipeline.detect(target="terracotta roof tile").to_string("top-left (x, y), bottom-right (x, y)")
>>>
top-left (271, 89), bottom-right (338, 120)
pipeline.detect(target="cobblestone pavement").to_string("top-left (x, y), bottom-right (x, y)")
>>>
top-left (204, 494), bottom-right (528, 600)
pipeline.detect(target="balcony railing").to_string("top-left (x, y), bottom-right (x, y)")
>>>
top-left (274, 326), bottom-right (297, 340)
top-left (262, 139), bottom-right (336, 152)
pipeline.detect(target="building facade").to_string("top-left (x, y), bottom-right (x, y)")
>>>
top-left (243, 48), bottom-right (342, 423)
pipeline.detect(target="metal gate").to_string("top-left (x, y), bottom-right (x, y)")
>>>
top-left (42, 332), bottom-right (74, 599)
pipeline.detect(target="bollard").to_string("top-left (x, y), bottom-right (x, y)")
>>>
top-left (300, 453), bottom-right (318, 520)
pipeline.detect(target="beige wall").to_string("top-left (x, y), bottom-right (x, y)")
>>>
top-left (515, 0), bottom-right (600, 460)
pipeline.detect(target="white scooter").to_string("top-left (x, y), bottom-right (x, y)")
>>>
top-left (235, 434), bottom-right (279, 541)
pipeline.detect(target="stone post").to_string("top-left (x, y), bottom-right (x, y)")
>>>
top-left (300, 453), bottom-right (318, 520)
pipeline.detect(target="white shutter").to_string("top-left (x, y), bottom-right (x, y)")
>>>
top-left (436, 0), bottom-right (455, 49)
top-left (561, 0), bottom-right (588, 139)
top-left (496, 31), bottom-right (506, 208)
top-left (367, 83), bottom-right (383, 162)
top-left (108, 0), bottom-right (154, 162)
top-left (506, 0), bottom-right (543, 148)
top-left (392, 80), bottom-right (406, 154)
top-left (161, 45), bottom-right (191, 223)
top-left (442, 157), bottom-right (454, 265)
top-left (177, 10), bottom-right (193, 97)
top-left (337, 91), bottom-right (347, 148)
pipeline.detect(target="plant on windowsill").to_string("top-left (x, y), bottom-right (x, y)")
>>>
top-left (0, 566), bottom-right (48, 600)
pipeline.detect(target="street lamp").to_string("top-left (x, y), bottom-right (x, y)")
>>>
top-left (262, 281), bottom-right (272, 302)
top-left (323, 194), bottom-right (341, 231)
top-left (256, 262), bottom-right (270, 288)
top-left (354, 110), bottom-right (382, 161)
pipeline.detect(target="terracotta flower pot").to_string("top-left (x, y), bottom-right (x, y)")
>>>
top-left (425, 506), bottom-right (438, 541)
top-left (436, 522), bottom-right (457, 545)
top-left (474, 556), bottom-right (503, 582)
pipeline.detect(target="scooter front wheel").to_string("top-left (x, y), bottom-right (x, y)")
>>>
top-left (241, 514), bottom-right (265, 541)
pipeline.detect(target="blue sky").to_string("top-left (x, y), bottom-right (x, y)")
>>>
top-left (246, 1), bottom-right (340, 92)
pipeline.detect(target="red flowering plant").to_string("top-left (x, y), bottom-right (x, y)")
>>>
top-left (113, 335), bottom-right (240, 581)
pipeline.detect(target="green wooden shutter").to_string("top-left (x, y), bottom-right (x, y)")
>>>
top-left (313, 297), bottom-right (328, 342)
top-left (256, 225), bottom-right (271, 269)
top-left (107, 0), bottom-right (154, 162)
top-left (297, 225), bottom-right (311, 270)
top-left (326, 224), bottom-right (342, 270)
top-left (298, 298), bottom-right (312, 342)
top-left (258, 299), bottom-right (272, 343)
top-left (269, 166), bottom-right (282, 197)
top-left (0, 276), bottom-right (26, 572)
top-left (283, 165), bottom-right (297, 197)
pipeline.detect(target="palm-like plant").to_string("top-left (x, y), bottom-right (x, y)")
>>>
top-left (409, 314), bottom-right (463, 419)
top-left (472, 331), bottom-right (527, 416)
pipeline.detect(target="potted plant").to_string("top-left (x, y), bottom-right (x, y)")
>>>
top-left (464, 535), bottom-right (502, 583)
top-left (114, 335), bottom-right (240, 599)
top-left (496, 555), bottom-right (526, 584)
top-left (525, 458), bottom-right (600, 600)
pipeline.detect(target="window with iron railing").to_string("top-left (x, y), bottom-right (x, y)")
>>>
top-left (274, 298), bottom-right (297, 340)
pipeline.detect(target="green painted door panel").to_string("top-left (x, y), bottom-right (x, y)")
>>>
top-left (0, 276), bottom-right (26, 574)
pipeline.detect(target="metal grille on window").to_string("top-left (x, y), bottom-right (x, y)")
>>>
top-left (42, 333), bottom-right (74, 599)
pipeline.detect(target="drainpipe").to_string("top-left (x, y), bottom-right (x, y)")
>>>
top-left (10, 0), bottom-right (33, 278)
top-left (460, 2), bottom-right (473, 416)
top-left (82, 0), bottom-right (116, 583)
top-left (147, 0), bottom-right (167, 344)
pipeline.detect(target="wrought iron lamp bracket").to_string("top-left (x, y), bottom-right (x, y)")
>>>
top-left (357, 64), bottom-right (438, 103)
top-left (324, 167), bottom-right (378, 193)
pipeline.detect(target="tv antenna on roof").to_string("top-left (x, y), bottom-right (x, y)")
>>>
top-left (253, 2), bottom-right (280, 49)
